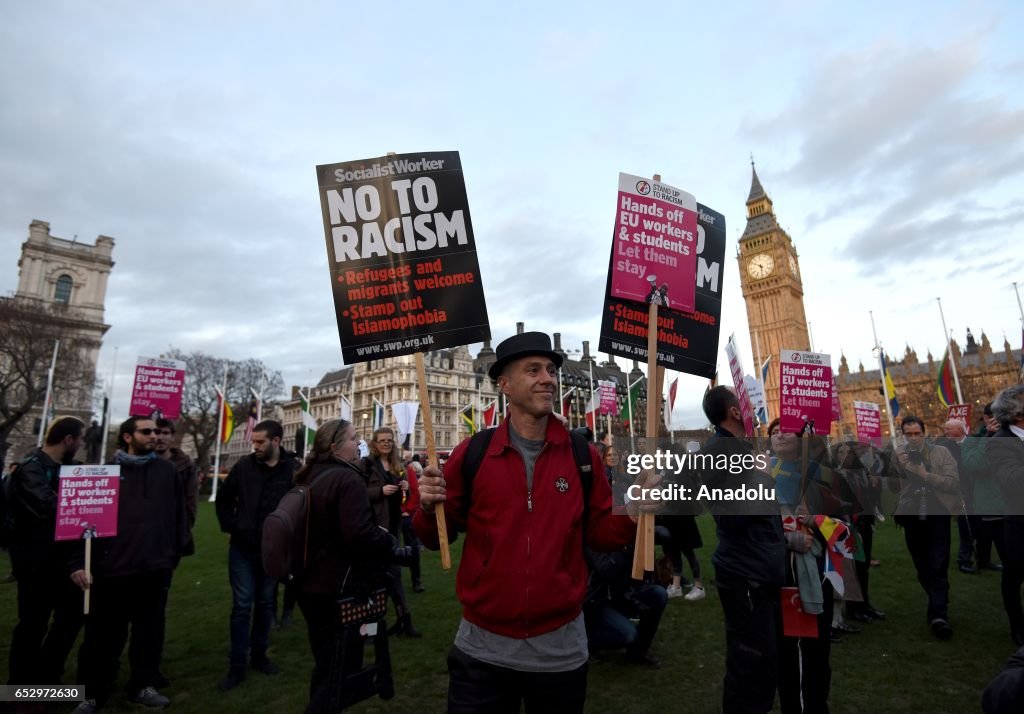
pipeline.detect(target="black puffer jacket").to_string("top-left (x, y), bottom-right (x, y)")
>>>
top-left (216, 452), bottom-right (298, 553)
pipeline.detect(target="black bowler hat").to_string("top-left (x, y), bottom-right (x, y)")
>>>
top-left (487, 332), bottom-right (563, 380)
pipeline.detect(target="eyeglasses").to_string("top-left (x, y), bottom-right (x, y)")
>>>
top-left (135, 428), bottom-right (158, 435)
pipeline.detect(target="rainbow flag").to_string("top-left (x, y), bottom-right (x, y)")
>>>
top-left (936, 348), bottom-right (955, 408)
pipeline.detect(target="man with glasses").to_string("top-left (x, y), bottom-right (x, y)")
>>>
top-left (70, 417), bottom-right (189, 713)
top-left (215, 420), bottom-right (298, 691)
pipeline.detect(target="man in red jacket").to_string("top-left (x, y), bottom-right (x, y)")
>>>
top-left (415, 331), bottom-right (636, 714)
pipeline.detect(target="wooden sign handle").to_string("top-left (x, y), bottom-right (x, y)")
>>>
top-left (84, 537), bottom-right (92, 615)
top-left (416, 352), bottom-right (451, 570)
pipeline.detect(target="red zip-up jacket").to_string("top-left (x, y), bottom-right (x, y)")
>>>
top-left (413, 417), bottom-right (635, 638)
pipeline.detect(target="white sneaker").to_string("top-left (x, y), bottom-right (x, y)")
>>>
top-left (684, 586), bottom-right (706, 601)
top-left (666, 584), bottom-right (683, 598)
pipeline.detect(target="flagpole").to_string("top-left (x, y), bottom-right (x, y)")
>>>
top-left (627, 378), bottom-right (636, 452)
top-left (558, 365), bottom-right (564, 418)
top-left (210, 366), bottom-right (228, 502)
top-left (936, 297), bottom-right (964, 404)
top-left (754, 330), bottom-right (770, 423)
top-left (869, 311), bottom-right (898, 442)
top-left (37, 340), bottom-right (60, 447)
top-left (256, 370), bottom-right (265, 422)
top-left (1014, 281), bottom-right (1024, 326)
top-left (588, 358), bottom-right (596, 437)
top-left (102, 346), bottom-right (118, 463)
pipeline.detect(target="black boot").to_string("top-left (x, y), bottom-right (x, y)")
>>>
top-left (219, 664), bottom-right (246, 691)
top-left (401, 613), bottom-right (422, 638)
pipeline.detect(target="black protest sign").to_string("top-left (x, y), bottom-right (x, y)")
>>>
top-left (599, 203), bottom-right (725, 377)
top-left (315, 151), bottom-right (491, 363)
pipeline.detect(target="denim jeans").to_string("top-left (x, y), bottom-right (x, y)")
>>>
top-left (228, 545), bottom-right (276, 665)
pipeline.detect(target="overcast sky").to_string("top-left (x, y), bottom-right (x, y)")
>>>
top-left (2, 1), bottom-right (1022, 428)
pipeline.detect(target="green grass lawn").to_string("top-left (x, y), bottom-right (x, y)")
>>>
top-left (0, 503), bottom-right (1014, 713)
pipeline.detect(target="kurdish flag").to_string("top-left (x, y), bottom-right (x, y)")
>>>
top-left (936, 348), bottom-right (956, 408)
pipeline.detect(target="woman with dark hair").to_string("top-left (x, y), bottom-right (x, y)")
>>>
top-left (294, 419), bottom-right (393, 714)
top-left (363, 427), bottom-right (420, 637)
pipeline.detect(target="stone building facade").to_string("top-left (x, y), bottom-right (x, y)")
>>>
top-left (2, 219), bottom-right (114, 466)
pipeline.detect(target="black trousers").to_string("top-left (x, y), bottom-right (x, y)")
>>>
top-left (901, 516), bottom-right (951, 622)
top-left (399, 515), bottom-right (422, 587)
top-left (7, 548), bottom-right (84, 685)
top-left (1002, 520), bottom-right (1024, 635)
top-left (976, 517), bottom-right (1005, 568)
top-left (778, 580), bottom-right (833, 714)
top-left (716, 579), bottom-right (780, 714)
top-left (77, 570), bottom-right (171, 704)
top-left (299, 590), bottom-right (362, 712)
top-left (848, 517), bottom-right (876, 615)
top-left (447, 645), bottom-right (588, 714)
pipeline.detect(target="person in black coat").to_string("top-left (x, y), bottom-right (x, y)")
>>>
top-left (700, 386), bottom-right (786, 714)
top-left (215, 419), bottom-right (298, 690)
top-left (294, 419), bottom-right (395, 714)
top-left (7, 417), bottom-right (86, 686)
top-left (988, 385), bottom-right (1024, 645)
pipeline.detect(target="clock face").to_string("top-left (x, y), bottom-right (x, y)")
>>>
top-left (788, 254), bottom-right (799, 277)
top-left (747, 253), bottom-right (775, 279)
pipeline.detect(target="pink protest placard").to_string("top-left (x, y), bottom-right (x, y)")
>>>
top-left (853, 401), bottom-right (883, 448)
top-left (129, 356), bottom-right (187, 420)
top-left (779, 350), bottom-right (833, 435)
top-left (947, 403), bottom-right (972, 429)
top-left (598, 380), bottom-right (618, 415)
top-left (55, 465), bottom-right (120, 541)
top-left (725, 335), bottom-right (755, 436)
top-left (610, 173), bottom-right (699, 313)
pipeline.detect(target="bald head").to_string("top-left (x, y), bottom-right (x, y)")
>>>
top-left (943, 419), bottom-right (967, 441)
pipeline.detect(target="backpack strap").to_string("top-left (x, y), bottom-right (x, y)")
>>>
top-left (301, 467), bottom-right (337, 570)
top-left (460, 428), bottom-right (595, 524)
top-left (460, 429), bottom-right (496, 521)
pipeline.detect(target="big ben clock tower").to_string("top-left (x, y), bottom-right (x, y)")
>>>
top-left (737, 162), bottom-right (810, 422)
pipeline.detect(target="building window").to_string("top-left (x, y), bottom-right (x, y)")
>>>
top-left (54, 274), bottom-right (73, 304)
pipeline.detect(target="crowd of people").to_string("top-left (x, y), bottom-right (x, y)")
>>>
top-left (3, 330), bottom-right (1024, 713)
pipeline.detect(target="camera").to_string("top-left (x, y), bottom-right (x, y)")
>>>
top-left (906, 450), bottom-right (925, 466)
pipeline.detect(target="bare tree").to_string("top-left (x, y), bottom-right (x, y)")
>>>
top-left (163, 348), bottom-right (284, 474)
top-left (0, 296), bottom-right (96, 466)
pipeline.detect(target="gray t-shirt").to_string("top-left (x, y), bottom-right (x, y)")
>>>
top-left (453, 422), bottom-right (589, 672)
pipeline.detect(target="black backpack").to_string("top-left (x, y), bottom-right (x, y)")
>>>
top-left (261, 469), bottom-right (331, 581)
top-left (460, 428), bottom-right (595, 523)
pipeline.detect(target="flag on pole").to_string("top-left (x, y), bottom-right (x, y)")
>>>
top-left (585, 391), bottom-right (600, 433)
top-left (482, 401), bottom-right (497, 429)
top-left (760, 357), bottom-right (771, 385)
top-left (879, 350), bottom-right (899, 418)
top-left (339, 394), bottom-right (353, 422)
top-left (372, 398), bottom-right (385, 431)
top-left (243, 397), bottom-right (259, 443)
top-left (299, 390), bottom-right (317, 452)
top-left (561, 387), bottom-right (576, 419)
top-left (461, 405), bottom-right (477, 435)
top-left (935, 348), bottom-right (955, 408)
top-left (220, 395), bottom-right (235, 444)
top-left (664, 377), bottom-right (678, 431)
top-left (623, 380), bottom-right (643, 428)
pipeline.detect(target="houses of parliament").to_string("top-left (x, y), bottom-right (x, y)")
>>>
top-left (736, 164), bottom-right (1021, 438)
